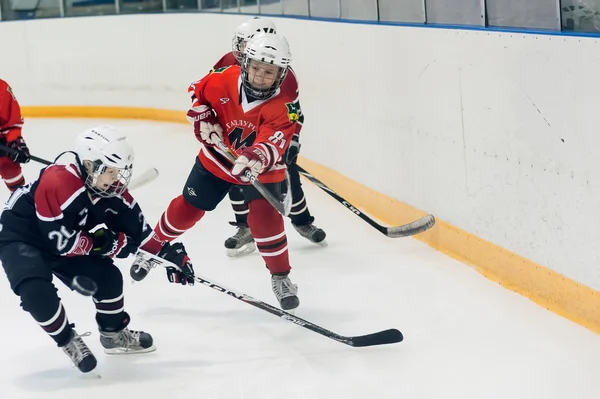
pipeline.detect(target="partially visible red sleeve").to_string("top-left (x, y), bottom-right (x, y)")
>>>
top-left (0, 80), bottom-right (24, 142)
top-left (213, 52), bottom-right (239, 70)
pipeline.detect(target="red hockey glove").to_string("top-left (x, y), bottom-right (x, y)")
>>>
top-left (186, 105), bottom-right (223, 145)
top-left (231, 146), bottom-right (270, 183)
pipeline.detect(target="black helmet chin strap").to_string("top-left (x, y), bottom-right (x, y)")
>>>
top-left (53, 150), bottom-right (90, 183)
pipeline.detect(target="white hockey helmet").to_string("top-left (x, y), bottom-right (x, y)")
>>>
top-left (232, 17), bottom-right (277, 63)
top-left (75, 125), bottom-right (134, 198)
top-left (241, 33), bottom-right (292, 100)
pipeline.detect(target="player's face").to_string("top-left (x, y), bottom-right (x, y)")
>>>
top-left (247, 59), bottom-right (280, 90)
top-left (95, 167), bottom-right (120, 190)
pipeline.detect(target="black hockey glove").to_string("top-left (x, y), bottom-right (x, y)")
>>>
top-left (284, 135), bottom-right (300, 166)
top-left (158, 242), bottom-right (195, 285)
top-left (8, 136), bottom-right (30, 164)
top-left (91, 228), bottom-right (136, 259)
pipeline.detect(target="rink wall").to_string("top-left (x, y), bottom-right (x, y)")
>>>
top-left (4, 14), bottom-right (600, 333)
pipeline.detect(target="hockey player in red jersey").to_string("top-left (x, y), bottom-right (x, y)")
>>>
top-left (0, 125), bottom-right (196, 373)
top-left (0, 79), bottom-right (30, 191)
top-left (214, 18), bottom-right (327, 257)
top-left (149, 33), bottom-right (300, 310)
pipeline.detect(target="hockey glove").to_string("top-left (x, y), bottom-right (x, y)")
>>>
top-left (8, 136), bottom-right (30, 164)
top-left (231, 146), bottom-right (269, 183)
top-left (91, 228), bottom-right (136, 259)
top-left (186, 104), bottom-right (223, 146)
top-left (158, 242), bottom-right (195, 285)
top-left (284, 135), bottom-right (300, 166)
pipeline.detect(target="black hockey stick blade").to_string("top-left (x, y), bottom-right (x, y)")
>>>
top-left (297, 164), bottom-right (435, 238)
top-left (349, 328), bottom-right (404, 347)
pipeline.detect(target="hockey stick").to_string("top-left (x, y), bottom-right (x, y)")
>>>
top-left (296, 164), bottom-right (435, 238)
top-left (133, 250), bottom-right (403, 347)
top-left (0, 144), bottom-right (52, 166)
top-left (0, 144), bottom-right (159, 190)
top-left (215, 140), bottom-right (291, 216)
top-left (128, 168), bottom-right (159, 190)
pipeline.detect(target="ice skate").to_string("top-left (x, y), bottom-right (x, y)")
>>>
top-left (129, 250), bottom-right (160, 282)
top-left (225, 222), bottom-right (256, 257)
top-left (271, 273), bottom-right (300, 311)
top-left (100, 327), bottom-right (156, 355)
top-left (62, 329), bottom-right (97, 373)
top-left (292, 217), bottom-right (327, 246)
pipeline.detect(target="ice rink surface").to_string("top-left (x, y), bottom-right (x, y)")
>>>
top-left (0, 118), bottom-right (599, 399)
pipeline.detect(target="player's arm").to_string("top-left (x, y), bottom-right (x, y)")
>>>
top-left (0, 83), bottom-right (30, 164)
top-left (186, 74), bottom-right (224, 146)
top-left (231, 105), bottom-right (297, 181)
top-left (282, 95), bottom-right (304, 165)
top-left (108, 190), bottom-right (197, 285)
top-left (34, 179), bottom-right (95, 257)
top-left (212, 53), bottom-right (236, 70)
top-left (103, 190), bottom-right (161, 255)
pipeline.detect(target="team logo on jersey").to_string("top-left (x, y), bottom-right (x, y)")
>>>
top-left (211, 66), bottom-right (230, 74)
top-left (228, 127), bottom-right (256, 151)
top-left (220, 98), bottom-right (230, 104)
top-left (285, 100), bottom-right (303, 123)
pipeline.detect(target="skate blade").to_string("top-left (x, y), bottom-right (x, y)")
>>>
top-left (314, 239), bottom-right (328, 247)
top-left (226, 242), bottom-right (256, 257)
top-left (88, 371), bottom-right (102, 379)
top-left (104, 345), bottom-right (157, 355)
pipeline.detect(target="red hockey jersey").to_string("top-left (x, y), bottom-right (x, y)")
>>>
top-left (212, 52), bottom-right (303, 137)
top-left (188, 65), bottom-right (300, 184)
top-left (0, 79), bottom-right (24, 142)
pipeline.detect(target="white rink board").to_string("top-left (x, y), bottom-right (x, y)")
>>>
top-left (2, 15), bottom-right (599, 288)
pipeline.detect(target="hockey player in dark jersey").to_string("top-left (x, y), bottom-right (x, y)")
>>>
top-left (0, 125), bottom-right (195, 373)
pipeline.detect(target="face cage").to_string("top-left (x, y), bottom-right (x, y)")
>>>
top-left (241, 59), bottom-right (288, 100)
top-left (232, 35), bottom-right (245, 63)
top-left (84, 161), bottom-right (133, 198)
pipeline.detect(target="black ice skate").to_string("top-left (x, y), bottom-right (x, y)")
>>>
top-left (292, 217), bottom-right (327, 245)
top-left (271, 272), bottom-right (300, 311)
top-left (224, 222), bottom-right (256, 257)
top-left (62, 329), bottom-right (97, 373)
top-left (100, 327), bottom-right (156, 355)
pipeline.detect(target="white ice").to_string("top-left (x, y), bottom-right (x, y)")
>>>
top-left (0, 118), bottom-right (599, 399)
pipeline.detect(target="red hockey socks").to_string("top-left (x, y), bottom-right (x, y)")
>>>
top-left (247, 198), bottom-right (291, 275)
top-left (154, 195), bottom-right (205, 242)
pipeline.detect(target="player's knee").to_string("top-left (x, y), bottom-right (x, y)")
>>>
top-left (248, 198), bottom-right (280, 220)
top-left (95, 262), bottom-right (123, 297)
top-left (17, 278), bottom-right (59, 313)
top-left (182, 189), bottom-right (219, 212)
top-left (228, 185), bottom-right (245, 201)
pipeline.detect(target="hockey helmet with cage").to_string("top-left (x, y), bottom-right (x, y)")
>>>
top-left (232, 17), bottom-right (277, 63)
top-left (75, 125), bottom-right (134, 198)
top-left (241, 32), bottom-right (292, 100)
